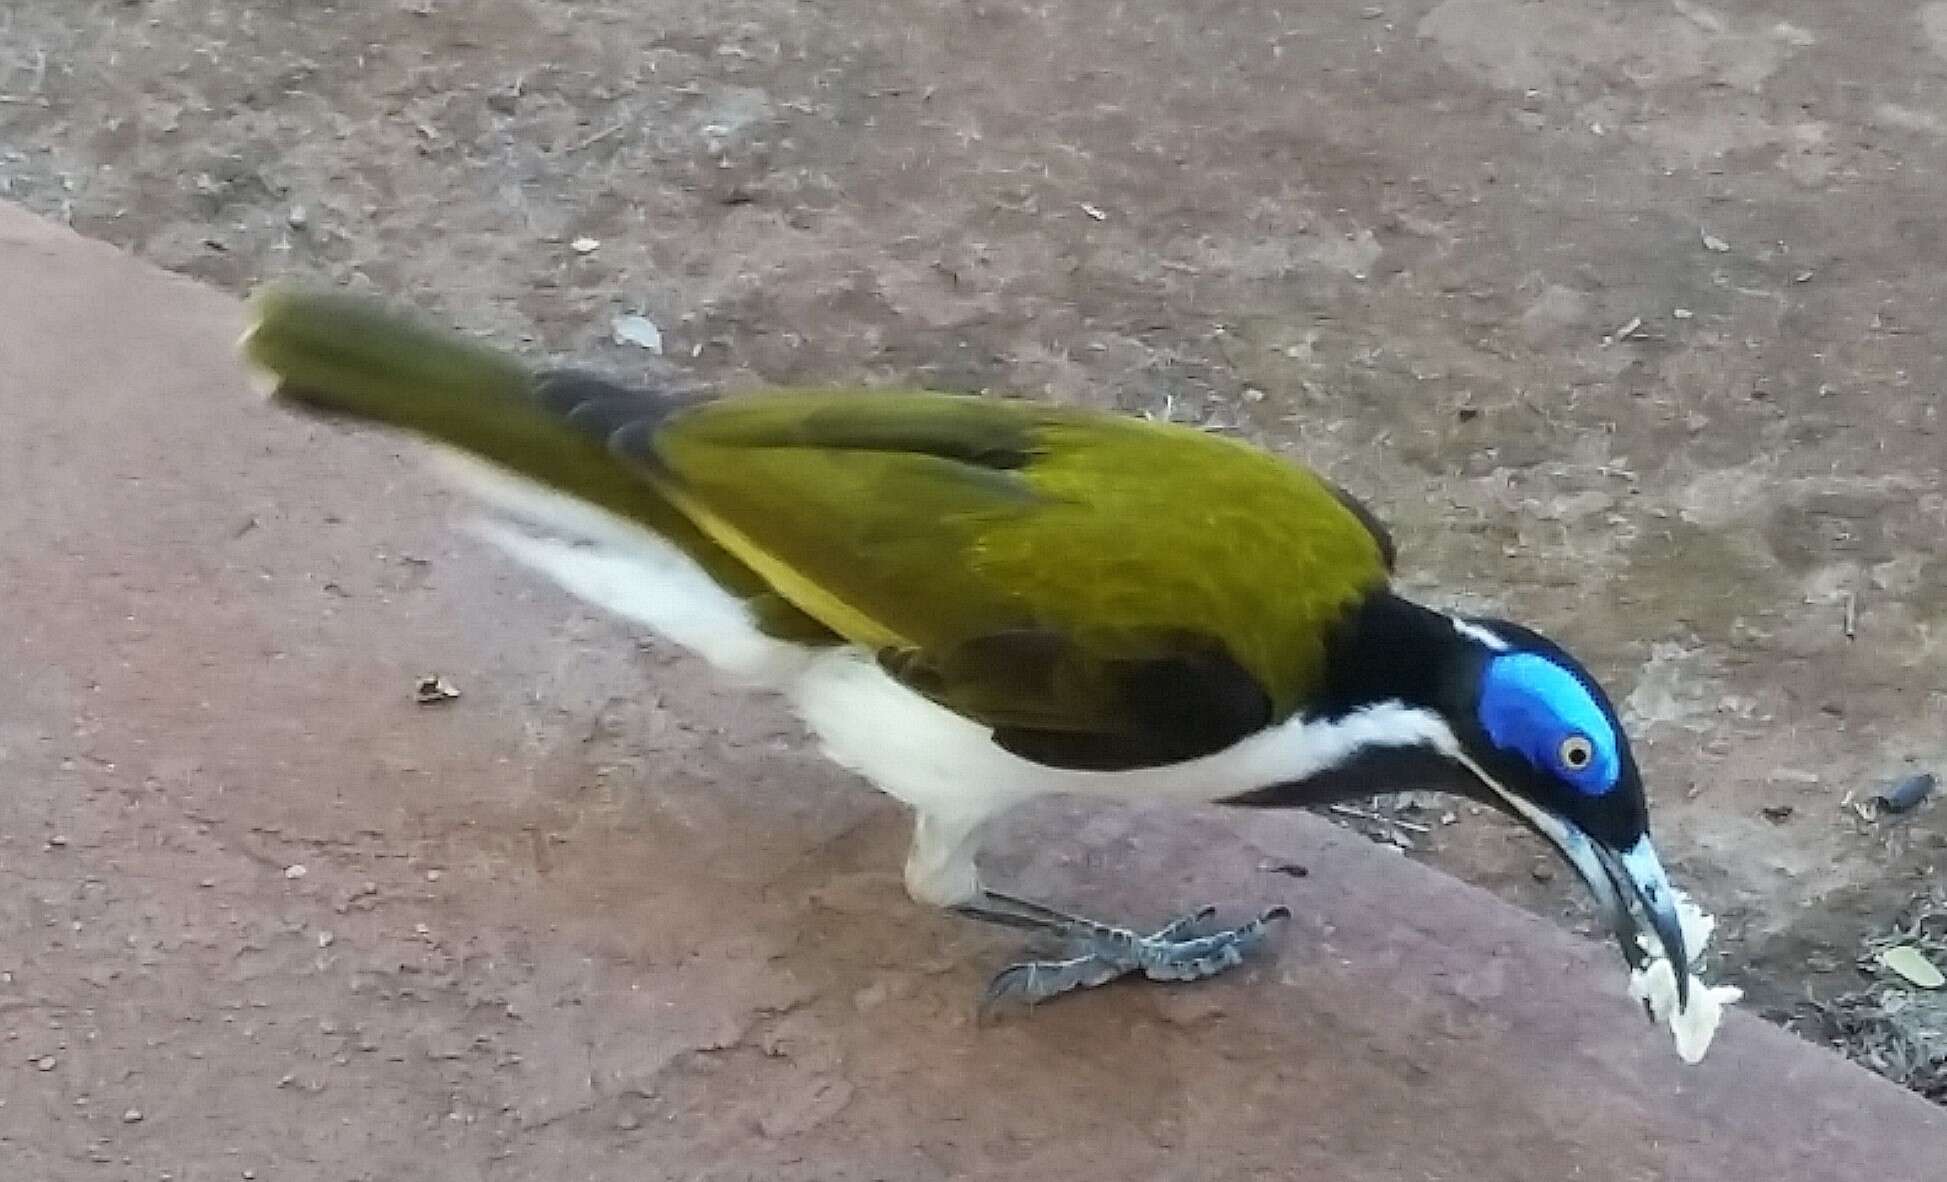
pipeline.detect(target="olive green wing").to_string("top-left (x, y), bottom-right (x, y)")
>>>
top-left (240, 285), bottom-right (1392, 768)
top-left (643, 392), bottom-right (1393, 767)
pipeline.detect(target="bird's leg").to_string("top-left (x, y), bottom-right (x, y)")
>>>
top-left (955, 889), bottom-right (1291, 1008)
top-left (901, 810), bottom-right (1286, 1008)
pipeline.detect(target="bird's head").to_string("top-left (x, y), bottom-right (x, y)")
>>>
top-left (1440, 615), bottom-right (1687, 1000)
top-left (1282, 594), bottom-right (1688, 1000)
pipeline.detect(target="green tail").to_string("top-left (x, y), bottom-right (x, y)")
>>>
top-left (241, 285), bottom-right (650, 512)
top-left (239, 284), bottom-right (803, 616)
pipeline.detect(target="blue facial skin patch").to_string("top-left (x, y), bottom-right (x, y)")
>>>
top-left (1477, 652), bottom-right (1621, 796)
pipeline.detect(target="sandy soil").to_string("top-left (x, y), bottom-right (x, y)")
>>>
top-left (3, 0), bottom-right (1945, 1161)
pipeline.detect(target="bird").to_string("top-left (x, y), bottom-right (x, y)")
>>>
top-left (239, 285), bottom-right (1689, 1009)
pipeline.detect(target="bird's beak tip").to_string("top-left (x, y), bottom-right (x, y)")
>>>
top-left (1616, 836), bottom-right (1690, 1006)
top-left (1467, 769), bottom-right (1695, 1002)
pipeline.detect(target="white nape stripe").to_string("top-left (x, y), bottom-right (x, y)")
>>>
top-left (1451, 617), bottom-right (1510, 651)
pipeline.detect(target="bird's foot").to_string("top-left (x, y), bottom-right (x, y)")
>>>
top-left (956, 892), bottom-right (1291, 1010)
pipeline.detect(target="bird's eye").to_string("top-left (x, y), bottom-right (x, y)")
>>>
top-left (1558, 735), bottom-right (1595, 772)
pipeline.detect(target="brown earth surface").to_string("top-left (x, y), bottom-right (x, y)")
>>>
top-left (3, 0), bottom-right (1947, 1176)
top-left (5, 194), bottom-right (1944, 1182)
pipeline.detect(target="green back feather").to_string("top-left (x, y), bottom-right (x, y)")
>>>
top-left (654, 394), bottom-right (1388, 717)
top-left (242, 285), bottom-right (1393, 749)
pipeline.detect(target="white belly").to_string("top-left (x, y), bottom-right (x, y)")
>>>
top-left (439, 453), bottom-right (1456, 906)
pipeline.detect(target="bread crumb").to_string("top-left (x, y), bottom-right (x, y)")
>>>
top-left (1626, 889), bottom-right (1743, 1063)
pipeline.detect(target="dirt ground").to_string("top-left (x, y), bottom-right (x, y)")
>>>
top-left (2, 0), bottom-right (1945, 1161)
top-left (12, 218), bottom-right (1946, 1182)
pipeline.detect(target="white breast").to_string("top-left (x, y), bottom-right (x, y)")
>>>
top-left (437, 451), bottom-right (1458, 884)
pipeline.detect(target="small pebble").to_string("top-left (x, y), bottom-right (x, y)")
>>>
top-left (1530, 863), bottom-right (1555, 883)
top-left (425, 870), bottom-right (442, 882)
top-left (122, 1108), bottom-right (143, 1124)
top-left (611, 315), bottom-right (663, 353)
top-left (283, 865), bottom-right (307, 880)
top-left (1876, 772), bottom-right (1936, 815)
top-left (35, 1056), bottom-right (57, 1071)
top-left (414, 675), bottom-right (461, 705)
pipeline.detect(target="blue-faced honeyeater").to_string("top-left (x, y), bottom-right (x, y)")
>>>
top-left (239, 285), bottom-right (1689, 1010)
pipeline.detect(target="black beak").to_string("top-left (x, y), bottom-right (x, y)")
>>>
top-left (1599, 836), bottom-right (1690, 1008)
top-left (1478, 795), bottom-right (1689, 1007)
top-left (1551, 829), bottom-right (1690, 1008)
top-left (1463, 760), bottom-right (1692, 1006)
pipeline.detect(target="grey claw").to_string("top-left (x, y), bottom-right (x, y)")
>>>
top-left (975, 903), bottom-right (1290, 1011)
top-left (1151, 904), bottom-right (1221, 942)
top-left (981, 953), bottom-right (1131, 1012)
top-left (1134, 904), bottom-right (1290, 983)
